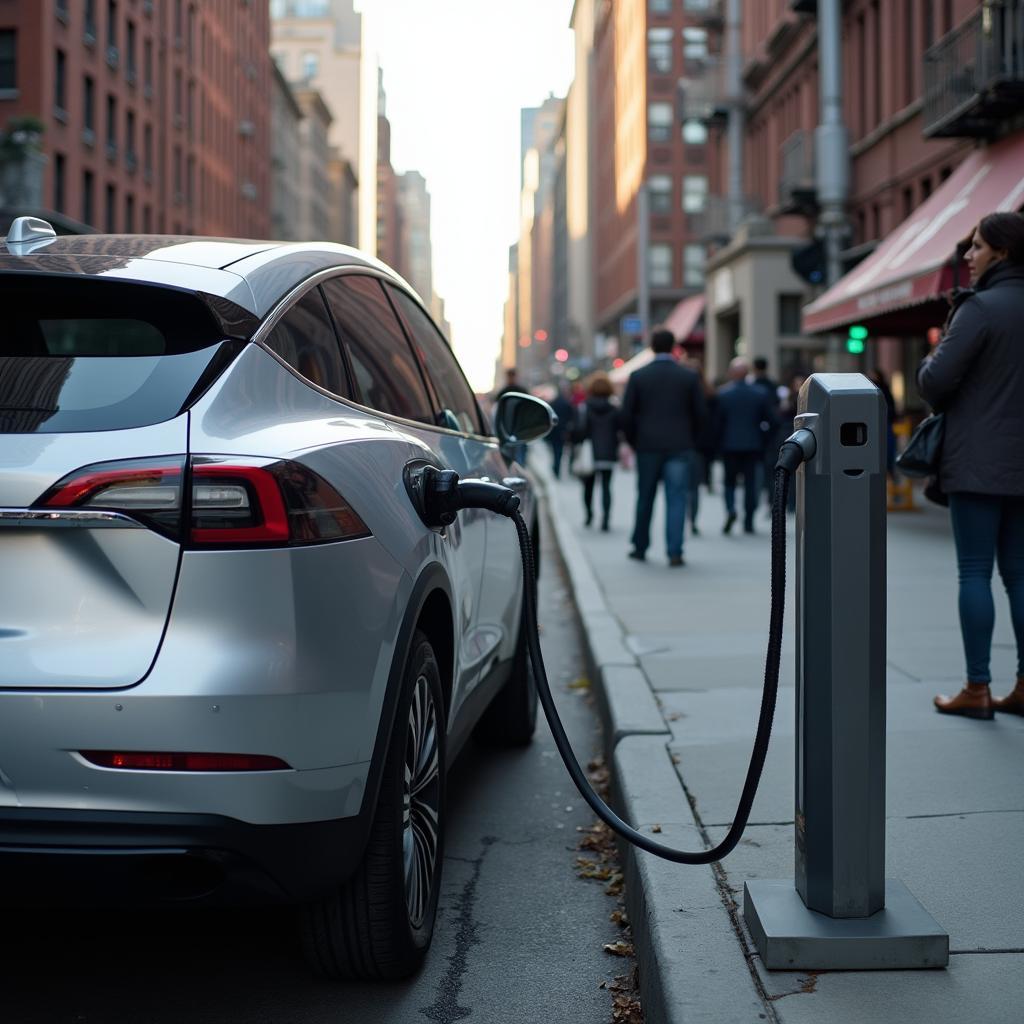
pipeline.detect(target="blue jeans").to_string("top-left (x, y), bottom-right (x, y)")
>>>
top-left (948, 493), bottom-right (1024, 683)
top-left (632, 452), bottom-right (690, 559)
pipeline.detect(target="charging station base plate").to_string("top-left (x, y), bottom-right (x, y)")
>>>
top-left (743, 879), bottom-right (949, 970)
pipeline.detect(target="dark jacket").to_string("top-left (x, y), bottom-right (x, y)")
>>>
top-left (714, 379), bottom-right (776, 454)
top-left (573, 396), bottom-right (620, 464)
top-left (918, 262), bottom-right (1024, 497)
top-left (547, 393), bottom-right (574, 441)
top-left (620, 356), bottom-right (706, 454)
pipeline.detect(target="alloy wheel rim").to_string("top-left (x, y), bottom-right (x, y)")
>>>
top-left (402, 672), bottom-right (440, 929)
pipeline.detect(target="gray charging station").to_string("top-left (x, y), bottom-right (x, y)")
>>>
top-left (743, 374), bottom-right (949, 970)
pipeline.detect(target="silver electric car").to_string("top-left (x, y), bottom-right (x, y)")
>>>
top-left (0, 217), bottom-right (553, 980)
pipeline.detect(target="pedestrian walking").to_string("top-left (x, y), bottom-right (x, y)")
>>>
top-left (714, 357), bottom-right (776, 535)
top-left (571, 372), bottom-right (621, 530)
top-left (920, 212), bottom-right (1024, 720)
top-left (750, 356), bottom-right (781, 511)
top-left (545, 384), bottom-right (575, 479)
top-left (689, 369), bottom-right (718, 536)
top-left (620, 328), bottom-right (706, 566)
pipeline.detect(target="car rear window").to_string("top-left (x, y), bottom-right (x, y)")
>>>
top-left (0, 276), bottom-right (237, 433)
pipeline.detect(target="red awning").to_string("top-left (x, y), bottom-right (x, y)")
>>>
top-left (803, 132), bottom-right (1024, 334)
top-left (663, 293), bottom-right (706, 341)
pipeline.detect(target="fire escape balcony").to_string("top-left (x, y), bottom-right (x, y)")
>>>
top-left (923, 0), bottom-right (1024, 138)
top-left (677, 58), bottom-right (731, 128)
top-left (690, 194), bottom-right (763, 245)
top-left (778, 129), bottom-right (817, 214)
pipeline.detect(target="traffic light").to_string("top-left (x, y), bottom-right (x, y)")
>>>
top-left (791, 240), bottom-right (826, 285)
top-left (846, 324), bottom-right (868, 354)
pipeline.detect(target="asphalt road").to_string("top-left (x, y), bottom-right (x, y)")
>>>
top-left (0, 525), bottom-right (635, 1024)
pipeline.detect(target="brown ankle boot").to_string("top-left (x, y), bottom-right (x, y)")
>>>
top-left (993, 677), bottom-right (1024, 716)
top-left (934, 682), bottom-right (994, 720)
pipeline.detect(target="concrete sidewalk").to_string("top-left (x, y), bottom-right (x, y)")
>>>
top-left (531, 445), bottom-right (1024, 1024)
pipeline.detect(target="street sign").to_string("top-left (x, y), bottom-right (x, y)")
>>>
top-left (620, 315), bottom-right (644, 336)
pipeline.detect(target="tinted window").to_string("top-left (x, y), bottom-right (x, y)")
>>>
top-left (321, 276), bottom-right (433, 424)
top-left (263, 287), bottom-right (349, 398)
top-left (0, 276), bottom-right (229, 434)
top-left (388, 286), bottom-right (484, 435)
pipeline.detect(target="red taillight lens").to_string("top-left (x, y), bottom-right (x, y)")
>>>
top-left (189, 457), bottom-right (370, 547)
top-left (35, 456), bottom-right (370, 548)
top-left (80, 750), bottom-right (291, 771)
top-left (37, 457), bottom-right (186, 538)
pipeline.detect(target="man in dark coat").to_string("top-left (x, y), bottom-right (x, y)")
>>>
top-left (714, 357), bottom-right (776, 534)
top-left (545, 384), bottom-right (575, 478)
top-left (750, 356), bottom-right (781, 510)
top-left (620, 328), bottom-right (706, 566)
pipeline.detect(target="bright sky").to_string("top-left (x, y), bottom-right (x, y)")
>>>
top-left (358, 0), bottom-right (576, 392)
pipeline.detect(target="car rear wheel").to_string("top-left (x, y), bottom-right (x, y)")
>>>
top-left (302, 630), bottom-right (445, 980)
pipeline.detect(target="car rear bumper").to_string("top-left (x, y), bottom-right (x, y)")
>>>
top-left (0, 807), bottom-right (373, 907)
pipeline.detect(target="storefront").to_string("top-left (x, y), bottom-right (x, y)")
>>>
top-left (802, 130), bottom-right (1024, 413)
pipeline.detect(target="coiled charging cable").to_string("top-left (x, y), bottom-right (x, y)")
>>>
top-left (506, 433), bottom-right (814, 864)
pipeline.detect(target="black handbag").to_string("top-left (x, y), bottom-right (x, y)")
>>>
top-left (896, 413), bottom-right (945, 478)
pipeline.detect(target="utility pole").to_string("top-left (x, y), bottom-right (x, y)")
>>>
top-left (726, 0), bottom-right (745, 234)
top-left (816, 0), bottom-right (850, 369)
top-left (636, 180), bottom-right (650, 350)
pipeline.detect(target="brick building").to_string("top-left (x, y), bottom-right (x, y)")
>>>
top-left (592, 0), bottom-right (713, 357)
top-left (700, 0), bottom-right (1023, 401)
top-left (0, 0), bottom-right (271, 237)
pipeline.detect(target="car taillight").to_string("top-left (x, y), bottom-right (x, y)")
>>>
top-left (189, 456), bottom-right (370, 547)
top-left (80, 751), bottom-right (291, 771)
top-left (37, 457), bottom-right (186, 538)
top-left (36, 455), bottom-right (370, 548)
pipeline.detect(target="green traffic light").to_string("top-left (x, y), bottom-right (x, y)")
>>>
top-left (846, 337), bottom-right (866, 355)
top-left (848, 325), bottom-right (869, 341)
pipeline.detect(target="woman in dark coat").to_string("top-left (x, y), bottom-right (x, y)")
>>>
top-left (572, 372), bottom-right (621, 531)
top-left (921, 212), bottom-right (1024, 720)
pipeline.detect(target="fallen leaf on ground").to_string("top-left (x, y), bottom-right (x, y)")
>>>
top-left (610, 909), bottom-right (629, 926)
top-left (568, 677), bottom-right (591, 690)
top-left (651, 824), bottom-right (662, 833)
top-left (603, 941), bottom-right (635, 957)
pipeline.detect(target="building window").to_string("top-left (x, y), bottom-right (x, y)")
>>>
top-left (144, 122), bottom-right (152, 173)
top-left (778, 294), bottom-right (803, 336)
top-left (902, 185), bottom-right (914, 219)
top-left (682, 27), bottom-right (708, 74)
top-left (56, 0), bottom-right (70, 19)
top-left (126, 108), bottom-right (136, 163)
top-left (682, 119), bottom-right (708, 145)
top-left (648, 102), bottom-right (674, 143)
top-left (921, 176), bottom-right (932, 201)
top-left (650, 0), bottom-right (672, 13)
top-left (648, 28), bottom-right (673, 74)
top-left (84, 75), bottom-right (95, 132)
top-left (125, 192), bottom-right (135, 232)
top-left (648, 174), bottom-right (673, 214)
top-left (85, 0), bottom-right (97, 38)
top-left (55, 49), bottom-right (67, 113)
top-left (82, 169), bottom-right (95, 226)
top-left (142, 203), bottom-right (151, 233)
top-left (144, 38), bottom-right (152, 92)
top-left (126, 19), bottom-right (136, 79)
top-left (685, 0), bottom-right (712, 8)
top-left (105, 183), bottom-right (116, 233)
top-left (0, 29), bottom-right (15, 90)
top-left (649, 244), bottom-right (673, 287)
top-left (682, 174), bottom-right (708, 213)
top-left (53, 152), bottom-right (66, 212)
top-left (107, 0), bottom-right (118, 49)
top-left (683, 244), bottom-right (706, 287)
top-left (174, 69), bottom-right (182, 118)
top-left (106, 94), bottom-right (117, 149)
top-left (302, 51), bottom-right (318, 80)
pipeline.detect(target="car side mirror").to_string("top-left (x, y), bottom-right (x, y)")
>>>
top-left (494, 392), bottom-right (556, 453)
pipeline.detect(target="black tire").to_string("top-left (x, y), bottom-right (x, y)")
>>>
top-left (475, 519), bottom-right (539, 747)
top-left (301, 631), bottom-right (446, 980)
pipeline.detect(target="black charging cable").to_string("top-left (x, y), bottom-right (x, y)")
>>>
top-left (433, 430), bottom-right (815, 864)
